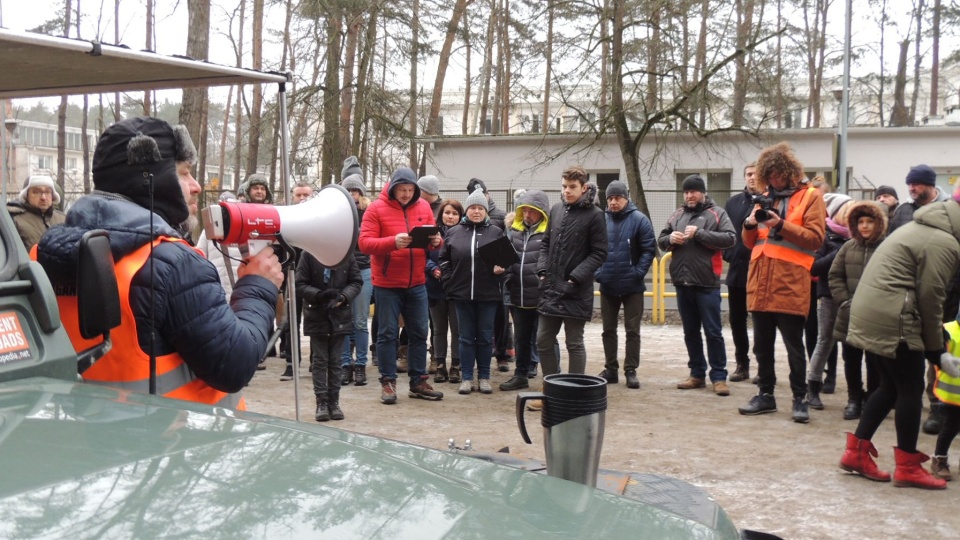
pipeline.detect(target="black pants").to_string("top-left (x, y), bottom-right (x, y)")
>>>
top-left (753, 311), bottom-right (807, 398)
top-left (855, 343), bottom-right (925, 453)
top-left (935, 403), bottom-right (960, 456)
top-left (727, 286), bottom-right (750, 365)
top-left (842, 343), bottom-right (880, 402)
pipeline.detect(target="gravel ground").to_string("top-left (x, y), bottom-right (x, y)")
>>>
top-left (243, 321), bottom-right (955, 539)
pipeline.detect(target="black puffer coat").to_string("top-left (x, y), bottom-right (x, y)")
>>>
top-left (507, 190), bottom-right (550, 309)
top-left (723, 188), bottom-right (755, 288)
top-left (536, 183), bottom-right (607, 320)
top-left (296, 254), bottom-right (363, 336)
top-left (438, 217), bottom-right (505, 302)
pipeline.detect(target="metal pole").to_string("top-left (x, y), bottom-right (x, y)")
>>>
top-left (1, 98), bottom-right (6, 202)
top-left (838, 0), bottom-right (852, 194)
top-left (278, 78), bottom-right (301, 422)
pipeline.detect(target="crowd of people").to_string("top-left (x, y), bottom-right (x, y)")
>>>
top-left (22, 117), bottom-right (960, 493)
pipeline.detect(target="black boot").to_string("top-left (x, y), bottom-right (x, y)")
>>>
top-left (315, 396), bottom-right (330, 422)
top-left (923, 402), bottom-right (944, 435)
top-left (328, 389), bottom-right (344, 420)
top-left (822, 365), bottom-right (837, 394)
top-left (806, 380), bottom-right (824, 410)
top-left (341, 365), bottom-right (354, 386)
top-left (843, 399), bottom-right (862, 420)
top-left (354, 365), bottom-right (367, 386)
top-left (729, 361), bottom-right (750, 382)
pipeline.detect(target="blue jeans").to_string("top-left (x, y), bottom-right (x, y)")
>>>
top-left (676, 285), bottom-right (727, 382)
top-left (454, 300), bottom-right (498, 381)
top-left (341, 268), bottom-right (373, 367)
top-left (374, 285), bottom-right (429, 382)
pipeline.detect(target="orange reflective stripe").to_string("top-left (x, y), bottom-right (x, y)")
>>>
top-left (44, 236), bottom-right (242, 408)
top-left (750, 187), bottom-right (816, 270)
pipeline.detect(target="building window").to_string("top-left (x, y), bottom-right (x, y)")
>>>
top-left (66, 157), bottom-right (77, 171)
top-left (35, 155), bottom-right (53, 171)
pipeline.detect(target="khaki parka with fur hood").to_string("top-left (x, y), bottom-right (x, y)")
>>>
top-left (828, 201), bottom-right (888, 342)
top-left (845, 199), bottom-right (960, 358)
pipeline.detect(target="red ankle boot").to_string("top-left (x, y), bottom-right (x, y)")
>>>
top-left (839, 432), bottom-right (891, 482)
top-left (892, 447), bottom-right (947, 490)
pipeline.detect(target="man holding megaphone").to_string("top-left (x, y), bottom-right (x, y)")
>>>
top-left (359, 167), bottom-right (444, 405)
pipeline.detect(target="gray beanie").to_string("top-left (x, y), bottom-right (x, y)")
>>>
top-left (417, 175), bottom-right (440, 195)
top-left (341, 174), bottom-right (366, 197)
top-left (342, 156), bottom-right (363, 180)
top-left (605, 180), bottom-right (628, 199)
top-left (464, 186), bottom-right (489, 211)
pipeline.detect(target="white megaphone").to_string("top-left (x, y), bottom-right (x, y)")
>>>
top-left (201, 183), bottom-right (359, 267)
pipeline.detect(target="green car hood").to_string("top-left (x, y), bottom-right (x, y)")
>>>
top-left (0, 378), bottom-right (738, 539)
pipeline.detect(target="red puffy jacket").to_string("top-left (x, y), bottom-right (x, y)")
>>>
top-left (359, 175), bottom-right (439, 288)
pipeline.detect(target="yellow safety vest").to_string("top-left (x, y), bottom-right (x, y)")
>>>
top-left (935, 321), bottom-right (960, 407)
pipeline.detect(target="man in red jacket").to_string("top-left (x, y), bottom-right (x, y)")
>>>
top-left (359, 167), bottom-right (444, 404)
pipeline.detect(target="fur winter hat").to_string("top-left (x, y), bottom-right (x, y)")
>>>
top-left (20, 175), bottom-right (60, 205)
top-left (465, 186), bottom-right (489, 211)
top-left (92, 116), bottom-right (196, 227)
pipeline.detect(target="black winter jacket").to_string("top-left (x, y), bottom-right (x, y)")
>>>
top-left (811, 221), bottom-right (848, 298)
top-left (657, 196), bottom-right (736, 288)
top-left (37, 193), bottom-right (278, 394)
top-left (536, 184), bottom-right (607, 320)
top-left (296, 254), bottom-right (362, 336)
top-left (723, 188), bottom-right (755, 288)
top-left (439, 218), bottom-right (505, 302)
top-left (507, 190), bottom-right (550, 309)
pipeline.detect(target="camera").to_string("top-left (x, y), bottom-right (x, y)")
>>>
top-left (751, 194), bottom-right (776, 222)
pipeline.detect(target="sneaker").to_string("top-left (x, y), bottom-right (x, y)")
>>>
top-left (380, 380), bottom-right (397, 405)
top-left (458, 380), bottom-right (473, 395)
top-left (409, 377), bottom-right (444, 401)
top-left (677, 377), bottom-right (705, 390)
top-left (497, 359), bottom-right (510, 372)
top-left (598, 369), bottom-right (619, 384)
top-left (625, 369), bottom-right (640, 389)
top-left (713, 381), bottom-right (730, 396)
top-left (499, 375), bottom-right (530, 391)
top-left (449, 366), bottom-right (462, 383)
top-left (478, 379), bottom-right (493, 394)
top-left (738, 393), bottom-right (777, 415)
top-left (527, 364), bottom-right (538, 379)
top-left (791, 397), bottom-right (810, 423)
top-left (280, 365), bottom-right (293, 381)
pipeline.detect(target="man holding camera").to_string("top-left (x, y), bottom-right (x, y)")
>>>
top-left (738, 142), bottom-right (826, 423)
top-left (659, 175), bottom-right (736, 396)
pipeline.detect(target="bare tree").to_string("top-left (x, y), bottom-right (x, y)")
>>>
top-left (908, 0), bottom-right (926, 124)
top-left (930, 0), bottom-right (940, 116)
top-left (56, 0), bottom-right (72, 193)
top-left (410, 0), bottom-right (420, 167)
top-left (889, 39), bottom-right (911, 126)
top-left (245, 0), bottom-right (264, 180)
top-left (731, 0), bottom-right (756, 126)
top-left (426, 0), bottom-right (474, 136)
top-left (181, 0), bottom-right (211, 189)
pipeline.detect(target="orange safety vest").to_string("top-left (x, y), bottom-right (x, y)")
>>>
top-left (750, 186), bottom-right (818, 271)
top-left (38, 237), bottom-right (245, 410)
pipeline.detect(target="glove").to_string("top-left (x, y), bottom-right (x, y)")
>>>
top-left (326, 294), bottom-right (346, 310)
top-left (940, 352), bottom-right (960, 378)
top-left (314, 289), bottom-right (339, 304)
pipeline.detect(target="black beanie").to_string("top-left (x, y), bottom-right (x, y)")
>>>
top-left (466, 177), bottom-right (488, 194)
top-left (681, 174), bottom-right (706, 193)
top-left (92, 117), bottom-right (196, 227)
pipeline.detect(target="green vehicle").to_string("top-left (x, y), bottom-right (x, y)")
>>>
top-left (0, 28), bottom-right (774, 539)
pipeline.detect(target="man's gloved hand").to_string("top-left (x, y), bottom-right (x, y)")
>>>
top-left (940, 352), bottom-right (960, 378)
top-left (327, 294), bottom-right (346, 310)
top-left (315, 289), bottom-right (339, 304)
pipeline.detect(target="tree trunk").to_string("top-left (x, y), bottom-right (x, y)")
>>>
top-left (144, 0), bottom-right (153, 115)
top-left (219, 85), bottom-right (233, 191)
top-left (500, 0), bottom-right (511, 134)
top-left (543, 0), bottom-right (553, 133)
top-left (909, 0), bottom-right (925, 124)
top-left (245, 0), bottom-right (264, 181)
top-left (321, 8), bottom-right (343, 185)
top-left (462, 15), bottom-right (472, 136)
top-left (114, 0), bottom-right (120, 121)
top-left (56, 0), bottom-right (71, 193)
top-left (82, 95), bottom-right (90, 194)
top-left (645, 4), bottom-right (660, 112)
top-left (600, 0), bottom-right (610, 118)
top-left (181, 0), bottom-right (211, 187)
top-left (731, 0), bottom-right (755, 126)
top-left (340, 10), bottom-right (361, 160)
top-left (930, 0), bottom-right (940, 117)
top-left (877, 0), bottom-right (888, 125)
top-left (409, 0), bottom-right (420, 168)
top-left (889, 39), bottom-right (911, 127)
top-left (233, 0), bottom-right (246, 186)
top-left (428, 0), bottom-right (473, 136)
top-left (476, 0), bottom-right (497, 134)
top-left (354, 7), bottom-right (379, 154)
top-left (694, 0), bottom-right (708, 127)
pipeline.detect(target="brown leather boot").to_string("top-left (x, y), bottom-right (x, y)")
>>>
top-left (728, 363), bottom-right (749, 382)
top-left (931, 456), bottom-right (953, 481)
top-left (839, 432), bottom-right (891, 482)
